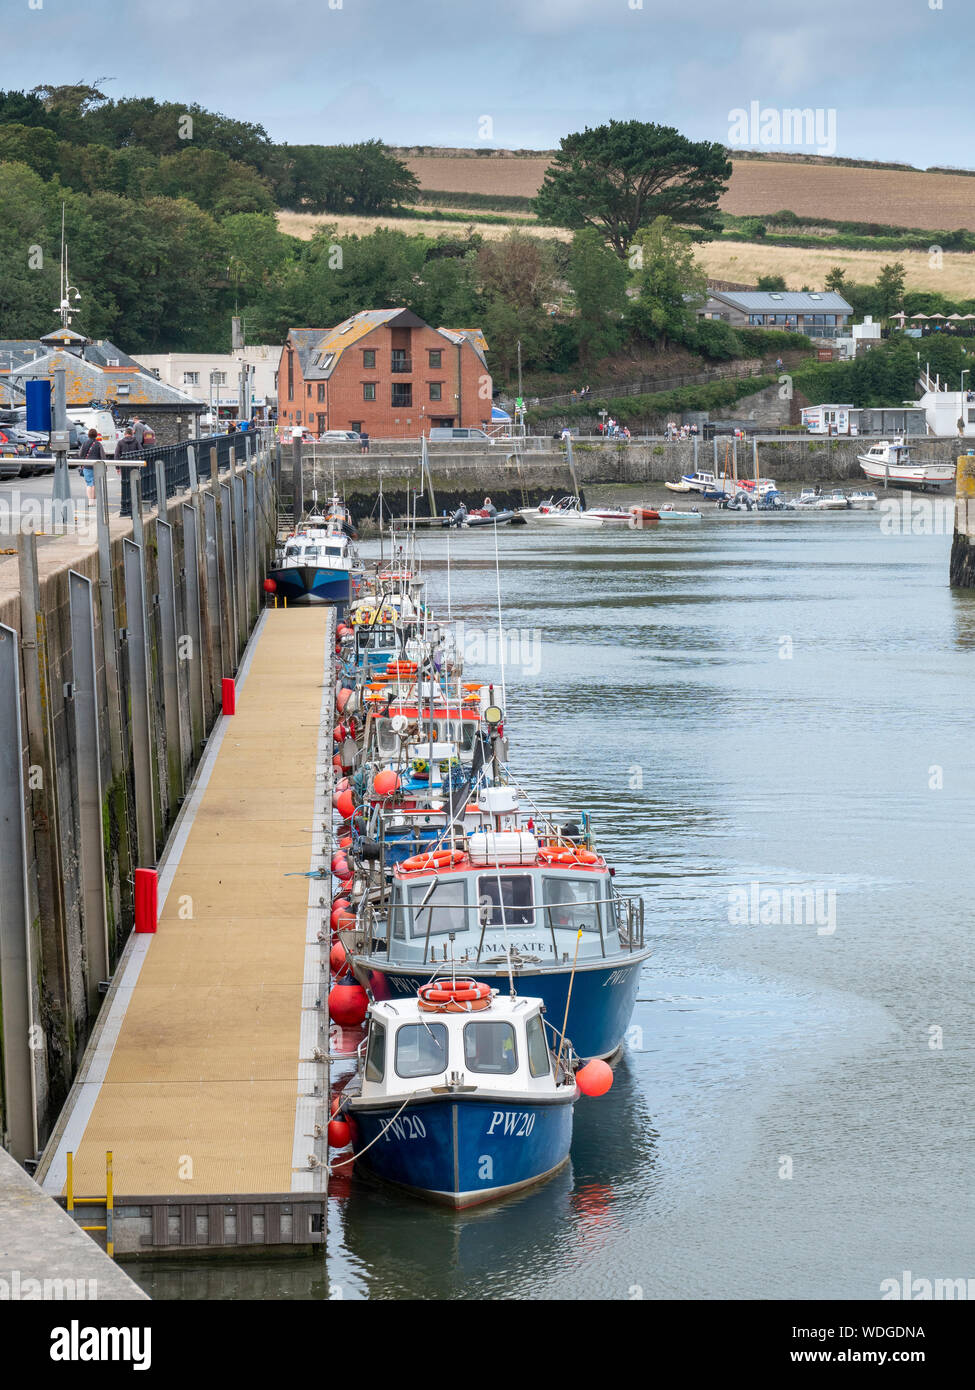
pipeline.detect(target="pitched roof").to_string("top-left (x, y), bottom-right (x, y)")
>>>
top-left (286, 310), bottom-right (489, 381)
top-left (708, 290), bottom-right (853, 314)
top-left (438, 327), bottom-right (488, 369)
top-left (8, 349), bottom-right (203, 408)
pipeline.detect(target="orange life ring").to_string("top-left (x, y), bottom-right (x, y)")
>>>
top-left (400, 848), bottom-right (466, 873)
top-left (537, 846), bottom-right (577, 865)
top-left (418, 980), bottom-right (492, 1013)
top-left (575, 849), bottom-right (600, 864)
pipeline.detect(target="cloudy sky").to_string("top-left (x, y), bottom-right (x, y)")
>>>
top-left (3, 0), bottom-right (971, 167)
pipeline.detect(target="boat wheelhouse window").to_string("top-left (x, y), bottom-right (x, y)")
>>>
top-left (541, 876), bottom-right (606, 932)
top-left (408, 877), bottom-right (468, 937)
top-left (463, 1021), bottom-right (517, 1075)
top-left (325, 544), bottom-right (343, 556)
top-left (362, 626), bottom-right (399, 651)
top-left (303, 546), bottom-right (320, 562)
top-left (373, 719), bottom-right (401, 758)
top-left (526, 1014), bottom-right (551, 1078)
top-left (395, 1022), bottom-right (448, 1079)
top-left (365, 1021), bottom-right (386, 1082)
top-left (477, 874), bottom-right (534, 927)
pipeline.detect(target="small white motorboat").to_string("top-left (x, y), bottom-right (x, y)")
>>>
top-left (664, 478), bottom-right (694, 493)
top-left (655, 504), bottom-right (702, 521)
top-left (847, 489), bottom-right (877, 510)
top-left (518, 496), bottom-right (604, 527)
top-left (813, 490), bottom-right (851, 511)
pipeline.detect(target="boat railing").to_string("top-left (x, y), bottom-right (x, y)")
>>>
top-left (361, 892), bottom-right (643, 964)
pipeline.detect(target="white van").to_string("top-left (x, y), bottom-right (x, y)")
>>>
top-left (428, 427), bottom-right (492, 442)
top-left (68, 409), bottom-right (120, 457)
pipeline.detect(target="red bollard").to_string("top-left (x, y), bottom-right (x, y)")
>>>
top-left (222, 677), bottom-right (236, 715)
top-left (134, 868), bottom-right (158, 933)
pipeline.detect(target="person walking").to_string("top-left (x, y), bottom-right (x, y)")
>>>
top-left (116, 426), bottom-right (140, 460)
top-left (78, 428), bottom-right (105, 504)
top-left (131, 416), bottom-right (146, 447)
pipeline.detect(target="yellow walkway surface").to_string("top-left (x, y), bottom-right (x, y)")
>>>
top-left (60, 608), bottom-right (331, 1196)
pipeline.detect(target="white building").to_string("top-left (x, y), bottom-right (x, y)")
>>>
top-left (134, 348), bottom-right (279, 422)
top-left (801, 403), bottom-right (928, 436)
top-left (916, 368), bottom-right (975, 437)
top-left (833, 316), bottom-right (883, 361)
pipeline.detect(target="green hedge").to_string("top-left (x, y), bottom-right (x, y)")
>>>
top-left (417, 188), bottom-right (536, 213)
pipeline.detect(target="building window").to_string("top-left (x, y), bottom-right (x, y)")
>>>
top-left (211, 371), bottom-right (226, 385)
top-left (429, 349), bottom-right (442, 368)
top-left (350, 421), bottom-right (362, 433)
top-left (183, 371), bottom-right (199, 386)
top-left (363, 382), bottom-right (376, 401)
top-left (363, 349), bottom-right (376, 368)
top-left (429, 382), bottom-right (443, 401)
top-left (391, 383), bottom-right (412, 407)
top-left (306, 383), bottom-right (312, 396)
top-left (287, 351), bottom-right (293, 401)
top-left (296, 410), bottom-right (301, 423)
top-left (391, 349), bottom-right (411, 373)
top-left (317, 413), bottom-right (326, 434)
top-left (317, 384), bottom-right (325, 402)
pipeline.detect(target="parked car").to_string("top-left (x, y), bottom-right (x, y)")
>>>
top-left (318, 430), bottom-right (360, 443)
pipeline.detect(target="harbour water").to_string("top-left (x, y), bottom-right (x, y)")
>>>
top-left (127, 506), bottom-right (975, 1300)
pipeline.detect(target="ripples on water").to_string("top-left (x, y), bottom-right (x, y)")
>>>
top-left (129, 513), bottom-right (975, 1301)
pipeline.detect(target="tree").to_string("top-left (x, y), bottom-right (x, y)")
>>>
top-left (0, 123), bottom-right (60, 180)
top-left (567, 227), bottom-right (627, 365)
top-left (0, 162), bottom-right (61, 336)
top-left (876, 262), bottom-right (906, 316)
top-left (281, 141), bottom-right (419, 213)
top-left (756, 274), bottom-right (787, 291)
top-left (534, 119), bottom-right (731, 257)
top-left (221, 213), bottom-right (295, 296)
top-left (825, 265), bottom-right (848, 293)
top-left (626, 217), bottom-right (706, 346)
top-left (149, 148), bottom-right (275, 216)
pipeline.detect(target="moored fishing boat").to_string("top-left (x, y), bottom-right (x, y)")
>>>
top-left (267, 495), bottom-right (360, 608)
top-left (337, 984), bottom-right (580, 1206)
top-left (343, 784), bottom-right (649, 1061)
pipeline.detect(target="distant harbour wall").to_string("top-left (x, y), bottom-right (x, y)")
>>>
top-left (297, 437), bottom-right (964, 522)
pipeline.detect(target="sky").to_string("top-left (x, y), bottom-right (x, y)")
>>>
top-left (3, 0), bottom-right (973, 169)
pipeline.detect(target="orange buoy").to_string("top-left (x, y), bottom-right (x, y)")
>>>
top-left (373, 770), bottom-right (400, 797)
top-left (330, 898), bottom-right (350, 928)
top-left (576, 1059), bottom-right (614, 1096)
top-left (328, 981), bottom-right (368, 1026)
top-left (329, 942), bottom-right (350, 977)
top-left (335, 790), bottom-right (356, 820)
top-left (336, 688), bottom-right (352, 714)
top-left (332, 910), bottom-right (356, 932)
top-left (327, 1117), bottom-right (351, 1148)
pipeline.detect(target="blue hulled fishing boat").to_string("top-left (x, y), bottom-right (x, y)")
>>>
top-left (340, 985), bottom-right (578, 1206)
top-left (344, 785), bottom-right (648, 1061)
top-left (267, 496), bottom-right (360, 608)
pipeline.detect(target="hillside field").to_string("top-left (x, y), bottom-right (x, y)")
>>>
top-left (276, 210), bottom-right (975, 295)
top-left (402, 154), bottom-right (975, 233)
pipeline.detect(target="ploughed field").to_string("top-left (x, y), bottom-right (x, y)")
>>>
top-left (402, 153), bottom-right (975, 232)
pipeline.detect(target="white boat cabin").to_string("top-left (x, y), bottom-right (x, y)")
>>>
top-left (358, 993), bottom-right (571, 1102)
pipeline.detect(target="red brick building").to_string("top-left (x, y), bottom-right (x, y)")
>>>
top-left (276, 309), bottom-right (491, 438)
